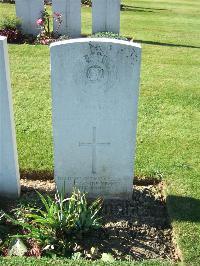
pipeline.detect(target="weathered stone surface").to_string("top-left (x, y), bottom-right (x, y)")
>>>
top-left (15, 0), bottom-right (44, 35)
top-left (8, 239), bottom-right (27, 257)
top-left (0, 37), bottom-right (20, 199)
top-left (50, 38), bottom-right (141, 199)
top-left (52, 0), bottom-right (81, 37)
top-left (92, 0), bottom-right (121, 34)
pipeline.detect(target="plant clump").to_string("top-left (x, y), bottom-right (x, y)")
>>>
top-left (0, 189), bottom-right (102, 258)
top-left (81, 0), bottom-right (92, 7)
top-left (90, 32), bottom-right (129, 41)
top-left (0, 7), bottom-right (68, 45)
top-left (0, 16), bottom-right (23, 43)
top-left (36, 8), bottom-right (66, 45)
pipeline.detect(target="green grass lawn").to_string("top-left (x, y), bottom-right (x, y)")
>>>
top-left (0, 257), bottom-right (176, 266)
top-left (0, 0), bottom-right (200, 265)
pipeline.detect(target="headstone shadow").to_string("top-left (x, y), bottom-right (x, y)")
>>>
top-left (20, 170), bottom-right (54, 181)
top-left (79, 184), bottom-right (177, 260)
top-left (167, 195), bottom-right (200, 223)
top-left (133, 39), bottom-right (200, 49)
top-left (102, 185), bottom-right (170, 228)
top-left (121, 5), bottom-right (168, 12)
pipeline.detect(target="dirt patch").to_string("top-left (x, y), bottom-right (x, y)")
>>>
top-left (0, 179), bottom-right (180, 262)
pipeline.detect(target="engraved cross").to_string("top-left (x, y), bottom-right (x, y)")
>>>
top-left (79, 127), bottom-right (110, 174)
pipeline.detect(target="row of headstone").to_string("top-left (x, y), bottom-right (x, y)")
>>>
top-left (0, 36), bottom-right (20, 199)
top-left (0, 36), bottom-right (141, 199)
top-left (15, 0), bottom-right (44, 36)
top-left (15, 0), bottom-right (121, 37)
top-left (52, 0), bottom-right (81, 38)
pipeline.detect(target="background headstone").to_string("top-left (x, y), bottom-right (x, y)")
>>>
top-left (50, 38), bottom-right (141, 199)
top-left (15, 0), bottom-right (44, 36)
top-left (92, 0), bottom-right (121, 34)
top-left (52, 0), bottom-right (81, 38)
top-left (0, 37), bottom-right (20, 199)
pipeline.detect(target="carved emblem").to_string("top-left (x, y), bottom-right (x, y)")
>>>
top-left (74, 42), bottom-right (117, 91)
top-left (86, 65), bottom-right (104, 82)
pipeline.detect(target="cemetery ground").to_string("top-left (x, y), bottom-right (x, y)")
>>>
top-left (0, 0), bottom-right (200, 265)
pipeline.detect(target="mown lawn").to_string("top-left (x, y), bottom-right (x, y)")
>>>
top-left (0, 0), bottom-right (200, 265)
top-left (0, 257), bottom-right (175, 266)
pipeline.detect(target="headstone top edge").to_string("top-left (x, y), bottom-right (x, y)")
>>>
top-left (0, 36), bottom-right (7, 42)
top-left (50, 38), bottom-right (141, 49)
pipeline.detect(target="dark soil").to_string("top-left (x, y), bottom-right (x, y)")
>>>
top-left (0, 179), bottom-right (180, 262)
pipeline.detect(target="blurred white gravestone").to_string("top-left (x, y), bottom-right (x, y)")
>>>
top-left (50, 38), bottom-right (141, 199)
top-left (92, 0), bottom-right (121, 34)
top-left (52, 0), bottom-right (81, 37)
top-left (0, 37), bottom-right (20, 198)
top-left (15, 0), bottom-right (44, 35)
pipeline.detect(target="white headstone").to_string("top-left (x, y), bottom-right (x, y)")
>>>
top-left (15, 0), bottom-right (44, 36)
top-left (52, 0), bottom-right (81, 38)
top-left (50, 38), bottom-right (141, 199)
top-left (0, 37), bottom-right (20, 199)
top-left (92, 0), bottom-right (121, 34)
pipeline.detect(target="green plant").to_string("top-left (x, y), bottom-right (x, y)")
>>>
top-left (0, 15), bottom-right (21, 30)
top-left (0, 0), bottom-right (15, 3)
top-left (0, 211), bottom-right (10, 256)
top-left (81, 0), bottom-right (92, 7)
top-left (7, 190), bottom-right (102, 257)
top-left (0, 211), bottom-right (9, 239)
top-left (36, 8), bottom-right (63, 45)
top-left (0, 15), bottom-right (23, 43)
top-left (90, 32), bottom-right (128, 41)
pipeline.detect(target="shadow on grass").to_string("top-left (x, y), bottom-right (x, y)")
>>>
top-left (121, 5), bottom-right (168, 12)
top-left (167, 195), bottom-right (200, 223)
top-left (133, 39), bottom-right (200, 49)
top-left (20, 170), bottom-right (54, 180)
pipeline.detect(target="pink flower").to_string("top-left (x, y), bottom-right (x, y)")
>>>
top-left (36, 18), bottom-right (44, 26)
top-left (53, 12), bottom-right (61, 17)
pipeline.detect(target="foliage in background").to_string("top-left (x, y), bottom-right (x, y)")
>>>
top-left (0, 7), bottom-right (66, 45)
top-left (0, 0), bottom-right (15, 3)
top-left (5, 190), bottom-right (102, 257)
top-left (81, 0), bottom-right (92, 7)
top-left (90, 32), bottom-right (129, 41)
top-left (0, 16), bottom-right (20, 29)
top-left (0, 16), bottom-right (23, 43)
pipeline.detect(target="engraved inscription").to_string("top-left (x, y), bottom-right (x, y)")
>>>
top-left (79, 127), bottom-right (110, 174)
top-left (57, 176), bottom-right (120, 194)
